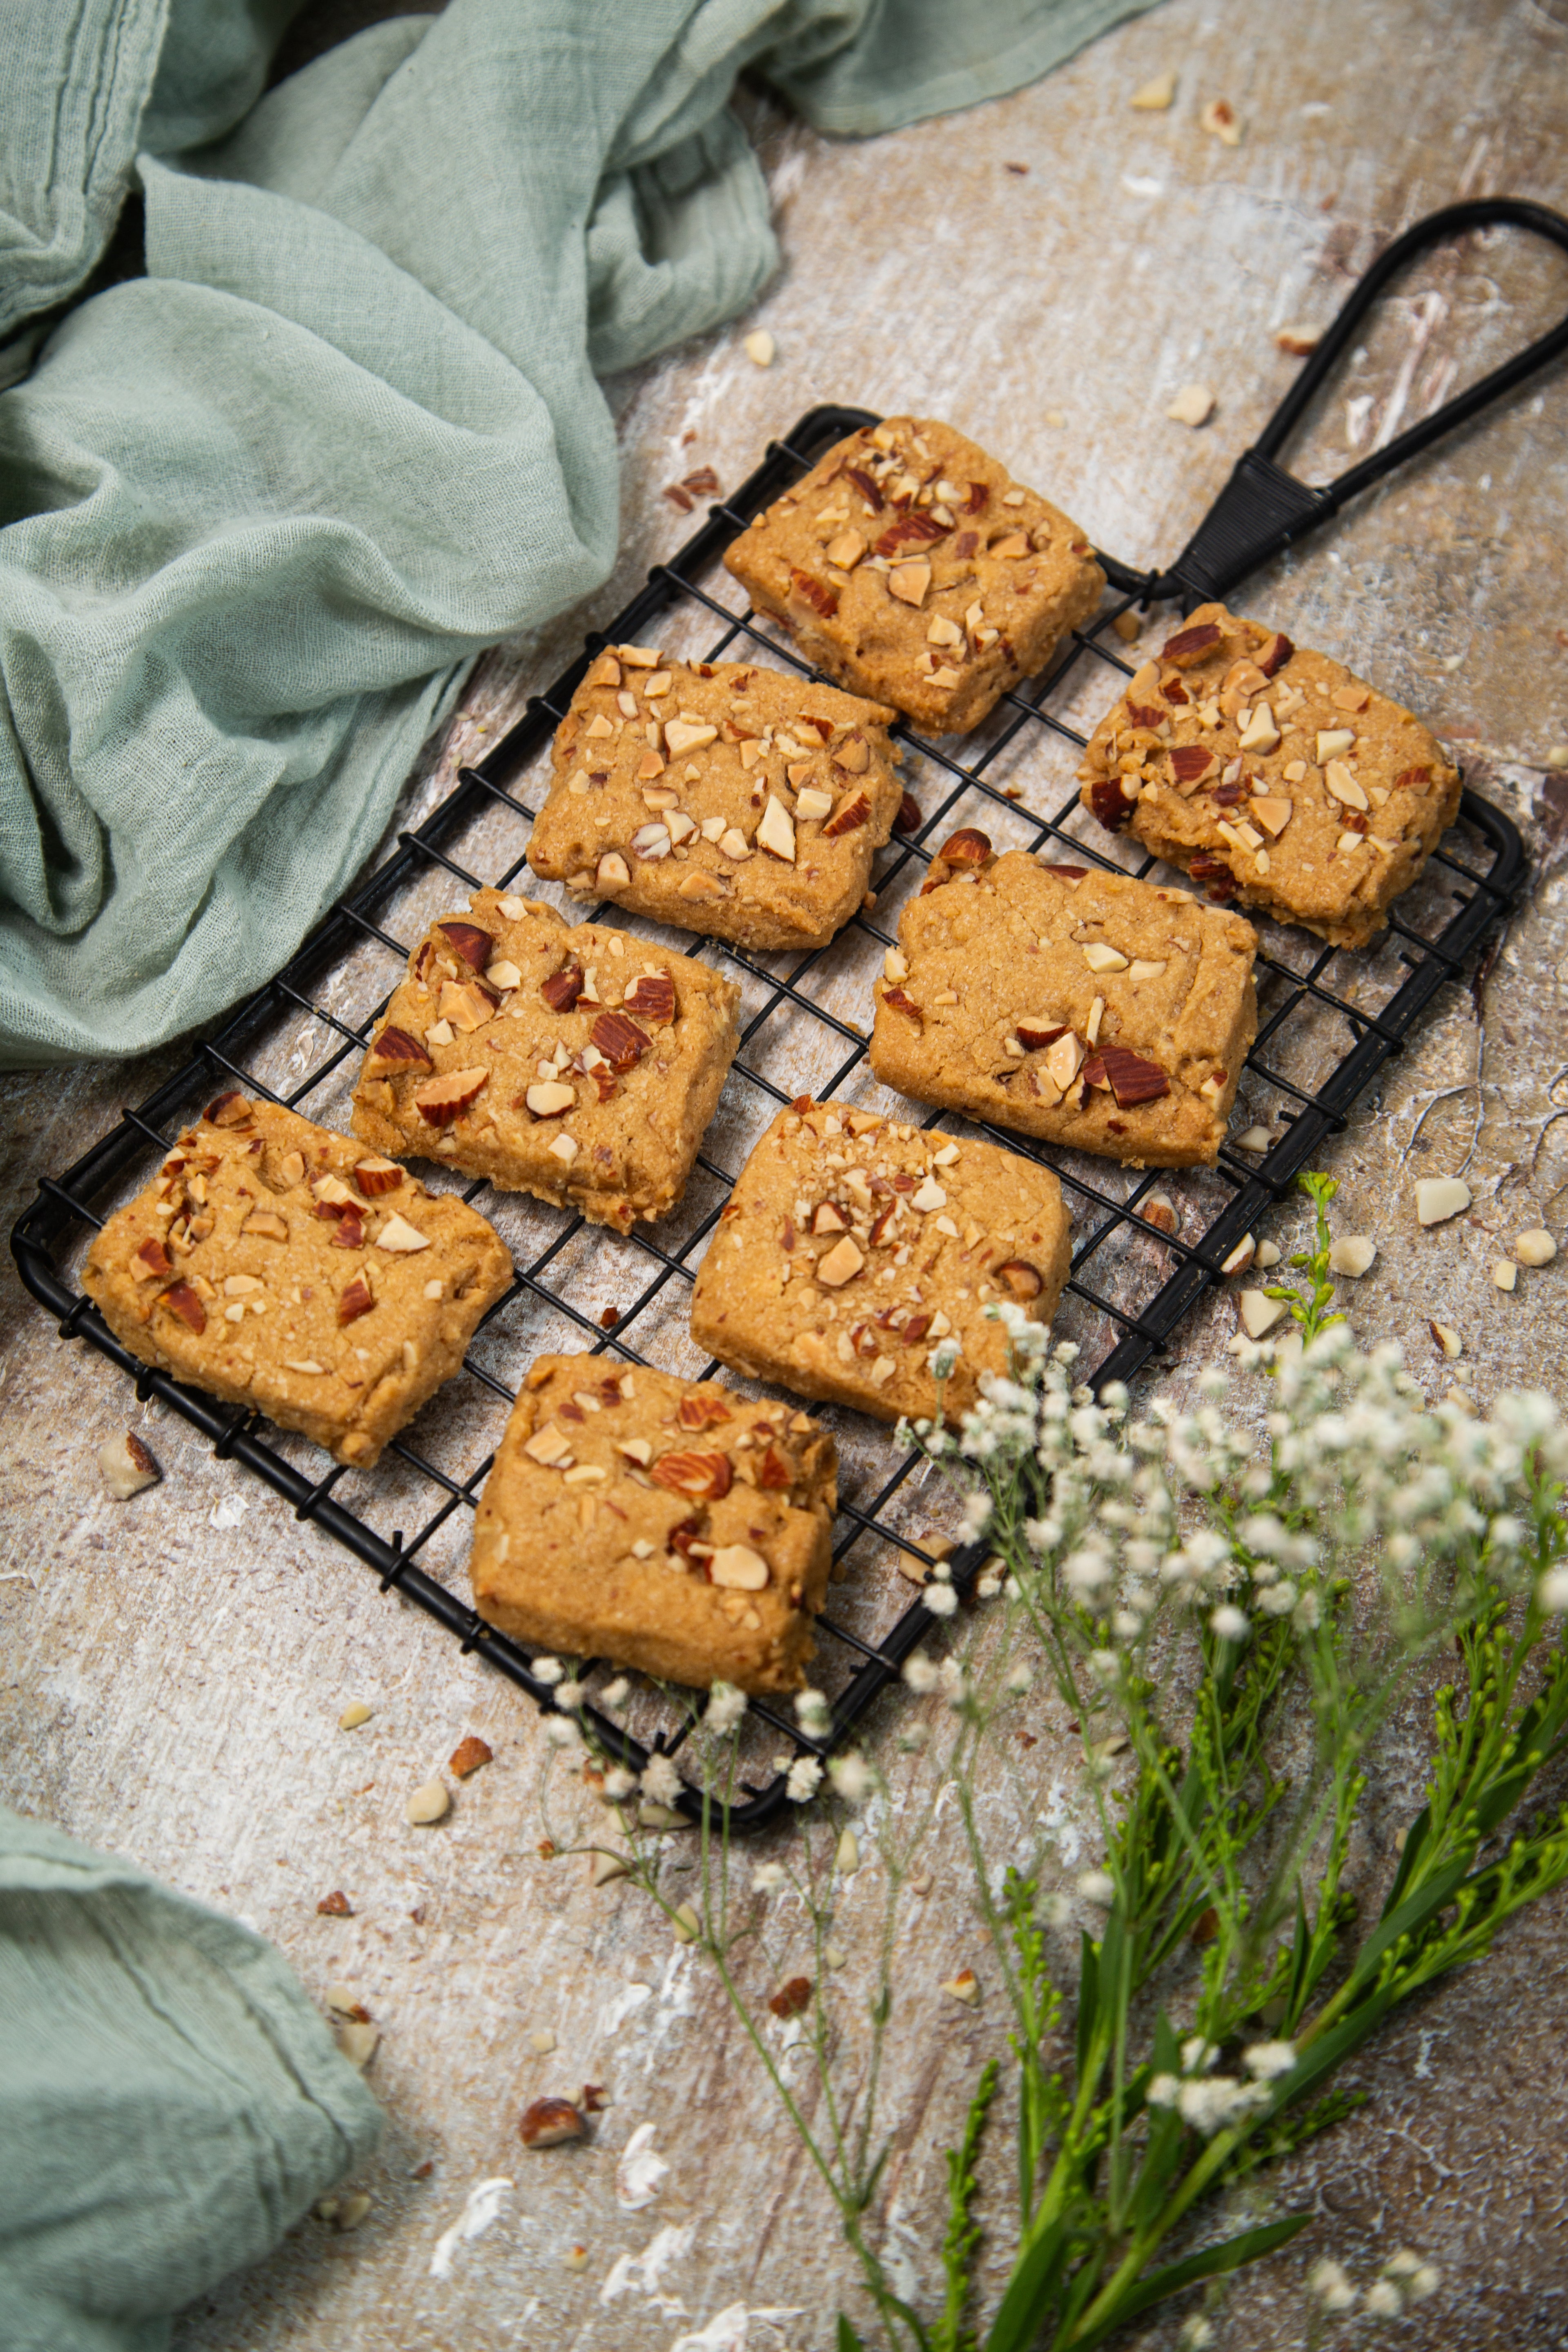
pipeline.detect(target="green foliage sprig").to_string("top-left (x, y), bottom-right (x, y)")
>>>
top-left (541, 1176), bottom-right (1568, 2350)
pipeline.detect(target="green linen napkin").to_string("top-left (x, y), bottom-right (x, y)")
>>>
top-left (0, 1804), bottom-right (381, 2352)
top-left (0, 0), bottom-right (1156, 1070)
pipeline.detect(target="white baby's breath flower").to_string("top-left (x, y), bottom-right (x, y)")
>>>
top-left (924, 1582), bottom-right (958, 1617)
top-left (1242, 2038), bottom-right (1295, 2080)
top-left (1178, 2319), bottom-right (1215, 2350)
top-left (1004, 1663), bottom-right (1034, 1693)
top-left (975, 1570), bottom-right (1004, 1598)
top-left (929, 1339), bottom-right (962, 1380)
top-left (1040, 1891), bottom-right (1070, 1926)
top-left (546, 1717), bottom-right (583, 1748)
top-left (751, 1862), bottom-right (785, 1892)
top-left (1076, 1869), bottom-right (1115, 1905)
top-left (641, 1754), bottom-right (682, 1805)
top-left (1537, 1566), bottom-right (1568, 1616)
top-left (532, 1655), bottom-right (565, 1685)
top-left (1089, 1648), bottom-right (1119, 1684)
top-left (1210, 1604), bottom-right (1249, 1642)
top-left (1181, 2036), bottom-right (1218, 2075)
top-left (1363, 2279), bottom-right (1402, 2318)
top-left (903, 1651), bottom-right (938, 1692)
top-left (1406, 2263), bottom-right (1441, 2303)
top-left (601, 1677), bottom-right (630, 1707)
top-left (603, 1765), bottom-right (638, 1797)
top-left (1292, 1588), bottom-right (1322, 1631)
top-left (1065, 1547), bottom-right (1114, 1595)
top-left (1258, 1580), bottom-right (1297, 1616)
top-left (1145, 2071), bottom-right (1180, 2109)
top-left (829, 1751), bottom-right (873, 1802)
top-left (704, 1681), bottom-right (747, 1734)
top-left (1308, 2259), bottom-right (1357, 2312)
top-left (1177, 2075), bottom-right (1268, 2134)
top-left (958, 1490), bottom-right (993, 1541)
top-left (1111, 1610), bottom-right (1144, 1639)
top-left (1488, 1513), bottom-right (1522, 1548)
top-left (785, 1755), bottom-right (823, 1802)
top-left (554, 1679), bottom-right (586, 1709)
top-left (794, 1687), bottom-right (831, 1732)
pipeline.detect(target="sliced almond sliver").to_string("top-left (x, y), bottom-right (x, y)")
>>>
top-left (375, 1212), bottom-right (430, 1253)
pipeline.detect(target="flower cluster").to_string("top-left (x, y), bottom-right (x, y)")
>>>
top-left (909, 1305), bottom-right (1560, 1694)
top-left (1309, 2248), bottom-right (1441, 2319)
top-left (1145, 2035), bottom-right (1292, 2136)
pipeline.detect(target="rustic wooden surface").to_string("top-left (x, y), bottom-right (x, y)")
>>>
top-left (4, 0), bottom-right (1568, 2345)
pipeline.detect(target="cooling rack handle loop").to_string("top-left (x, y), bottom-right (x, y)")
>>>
top-left (1156, 196), bottom-right (1568, 610)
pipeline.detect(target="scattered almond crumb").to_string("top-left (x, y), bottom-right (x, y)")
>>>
top-left (1416, 1176), bottom-right (1472, 1227)
top-left (336, 2192), bottom-right (372, 2231)
top-left (942, 1967), bottom-right (980, 2005)
top-left (897, 1532), bottom-right (956, 1585)
top-left (1547, 746), bottom-right (1568, 770)
top-left (1167, 383), bottom-right (1217, 428)
top-left (1328, 1235), bottom-right (1376, 1277)
top-left (1238, 1290), bottom-right (1287, 1338)
top-left (338, 1700), bottom-right (373, 1731)
top-left (530, 2027), bottom-right (557, 2054)
top-left (1275, 325), bottom-right (1321, 356)
top-left (1234, 1124), bottom-right (1273, 1151)
top-left (1043, 407), bottom-right (1066, 427)
top-left (1255, 1240), bottom-right (1282, 1270)
top-left (1004, 160), bottom-right (1029, 174)
top-left (823, 1941), bottom-right (847, 1968)
top-left (565, 2245), bottom-right (589, 2270)
top-left (743, 329), bottom-right (775, 367)
top-left (1493, 1259), bottom-right (1517, 1292)
top-left (671, 1902), bottom-right (701, 1943)
top-left (1112, 612), bottom-right (1141, 642)
top-left (1429, 1319), bottom-right (1462, 1361)
top-left (909, 1871), bottom-right (934, 1896)
top-left (406, 1779), bottom-right (450, 1826)
top-left (336, 2020), bottom-right (379, 2069)
top-left (449, 1734), bottom-right (493, 1778)
top-left (1200, 96), bottom-right (1242, 144)
top-left (835, 1828), bottom-right (860, 1875)
top-left (1130, 70), bottom-right (1176, 109)
top-left (1514, 1227), bottom-right (1557, 1266)
top-left (99, 1429), bottom-right (160, 1499)
top-left (316, 1890), bottom-right (353, 1917)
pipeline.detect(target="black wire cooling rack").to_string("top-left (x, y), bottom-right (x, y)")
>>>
top-left (15, 199), bottom-right (1562, 1831)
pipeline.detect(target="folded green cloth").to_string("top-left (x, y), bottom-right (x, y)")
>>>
top-left (0, 1805), bottom-right (381, 2352)
top-left (0, 0), bottom-right (1156, 1069)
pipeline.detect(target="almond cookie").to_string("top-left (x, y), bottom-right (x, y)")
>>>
top-left (470, 1355), bottom-right (837, 1693)
top-left (81, 1093), bottom-right (512, 1467)
top-left (351, 889), bottom-right (739, 1232)
top-left (1078, 602), bottom-right (1461, 947)
top-left (690, 1099), bottom-right (1071, 1425)
top-left (526, 651), bottom-right (901, 952)
top-left (868, 836), bottom-right (1258, 1168)
top-left (724, 415), bottom-right (1105, 735)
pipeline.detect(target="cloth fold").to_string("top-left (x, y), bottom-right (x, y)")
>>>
top-left (0, 0), bottom-right (1156, 1069)
top-left (0, 1804), bottom-right (381, 2352)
